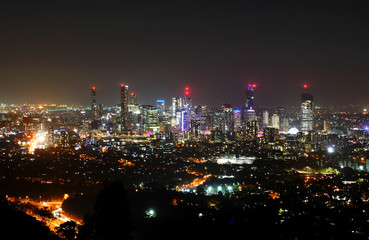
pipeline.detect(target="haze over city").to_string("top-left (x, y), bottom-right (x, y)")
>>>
top-left (1, 1), bottom-right (369, 106)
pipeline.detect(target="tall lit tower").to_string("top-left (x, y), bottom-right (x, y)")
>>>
top-left (182, 86), bottom-right (192, 132)
top-left (245, 84), bottom-right (256, 110)
top-left (184, 86), bottom-right (191, 109)
top-left (244, 84), bottom-right (256, 121)
top-left (120, 83), bottom-right (129, 132)
top-left (301, 84), bottom-right (314, 133)
top-left (91, 86), bottom-right (97, 119)
top-left (129, 92), bottom-right (137, 105)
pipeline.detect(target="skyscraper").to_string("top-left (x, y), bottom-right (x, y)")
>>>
top-left (272, 113), bottom-right (280, 129)
top-left (156, 99), bottom-right (165, 116)
top-left (244, 84), bottom-right (256, 121)
top-left (91, 86), bottom-right (97, 119)
top-left (129, 92), bottom-right (137, 105)
top-left (120, 84), bottom-right (129, 132)
top-left (182, 86), bottom-right (192, 132)
top-left (245, 84), bottom-right (256, 110)
top-left (301, 93), bottom-right (314, 133)
top-left (262, 111), bottom-right (269, 126)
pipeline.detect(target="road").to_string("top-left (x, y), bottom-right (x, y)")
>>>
top-left (6, 197), bottom-right (81, 231)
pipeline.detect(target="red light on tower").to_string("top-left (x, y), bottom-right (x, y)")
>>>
top-left (185, 86), bottom-right (190, 96)
top-left (92, 86), bottom-right (96, 90)
top-left (303, 84), bottom-right (308, 89)
top-left (130, 92), bottom-right (135, 96)
top-left (121, 83), bottom-right (125, 87)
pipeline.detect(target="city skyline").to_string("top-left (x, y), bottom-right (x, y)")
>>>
top-left (3, 2), bottom-right (369, 239)
top-left (1, 1), bottom-right (369, 106)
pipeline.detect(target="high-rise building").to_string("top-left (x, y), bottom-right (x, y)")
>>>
top-left (264, 127), bottom-right (279, 142)
top-left (244, 84), bottom-right (256, 121)
top-left (301, 93), bottom-right (314, 133)
top-left (141, 105), bottom-right (159, 133)
top-left (244, 120), bottom-right (258, 141)
top-left (182, 87), bottom-right (192, 132)
top-left (245, 84), bottom-right (256, 110)
top-left (130, 92), bottom-right (137, 105)
top-left (171, 97), bottom-right (183, 127)
top-left (120, 84), bottom-right (129, 132)
top-left (156, 100), bottom-right (165, 116)
top-left (221, 104), bottom-right (234, 133)
top-left (281, 117), bottom-right (289, 132)
top-left (262, 111), bottom-right (269, 126)
top-left (272, 113), bottom-right (280, 129)
top-left (91, 86), bottom-right (97, 119)
top-left (233, 109), bottom-right (242, 131)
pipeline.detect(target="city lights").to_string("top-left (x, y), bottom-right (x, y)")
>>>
top-left (327, 146), bottom-right (335, 154)
top-left (1, 2), bottom-right (369, 239)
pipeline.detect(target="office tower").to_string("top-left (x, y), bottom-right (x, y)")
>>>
top-left (264, 127), bottom-right (279, 142)
top-left (130, 92), bottom-right (137, 105)
top-left (323, 120), bottom-right (331, 132)
top-left (156, 100), bottom-right (165, 116)
top-left (120, 84), bottom-right (129, 132)
top-left (221, 104), bottom-right (234, 133)
top-left (183, 87), bottom-right (192, 111)
top-left (233, 109), bottom-right (242, 131)
top-left (182, 87), bottom-right (192, 132)
top-left (245, 84), bottom-right (256, 110)
top-left (194, 105), bottom-right (208, 133)
top-left (272, 113), bottom-right (280, 129)
top-left (190, 119), bottom-right (200, 138)
top-left (281, 117), bottom-right (289, 132)
top-left (244, 84), bottom-right (256, 121)
top-left (301, 93), bottom-right (314, 133)
top-left (244, 120), bottom-right (258, 140)
top-left (171, 97), bottom-right (183, 127)
top-left (91, 86), bottom-right (97, 119)
top-left (141, 105), bottom-right (159, 133)
top-left (262, 111), bottom-right (269, 126)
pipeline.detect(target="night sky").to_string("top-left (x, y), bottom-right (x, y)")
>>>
top-left (1, 1), bottom-right (369, 107)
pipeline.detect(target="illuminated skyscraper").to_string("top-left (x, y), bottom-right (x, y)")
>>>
top-left (129, 92), bottom-right (137, 105)
top-left (262, 111), bottom-right (269, 126)
top-left (91, 86), bottom-right (97, 119)
top-left (244, 120), bottom-right (258, 140)
top-left (301, 93), bottom-right (314, 133)
top-left (272, 113), bottom-right (280, 129)
top-left (156, 99), bottom-right (165, 116)
top-left (171, 97), bottom-right (183, 127)
top-left (182, 86), bottom-right (192, 132)
top-left (233, 109), bottom-right (242, 131)
top-left (244, 84), bottom-right (256, 121)
top-left (245, 84), bottom-right (256, 110)
top-left (183, 87), bottom-right (192, 112)
top-left (120, 84), bottom-right (129, 132)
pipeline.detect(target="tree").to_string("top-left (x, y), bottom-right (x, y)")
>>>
top-left (56, 221), bottom-right (77, 240)
top-left (78, 181), bottom-right (134, 240)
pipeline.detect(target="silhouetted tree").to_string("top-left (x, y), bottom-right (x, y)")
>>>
top-left (78, 181), bottom-right (134, 240)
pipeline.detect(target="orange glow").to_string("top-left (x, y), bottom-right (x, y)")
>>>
top-left (118, 159), bottom-right (135, 167)
top-left (269, 191), bottom-right (280, 199)
top-left (177, 174), bottom-right (211, 191)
